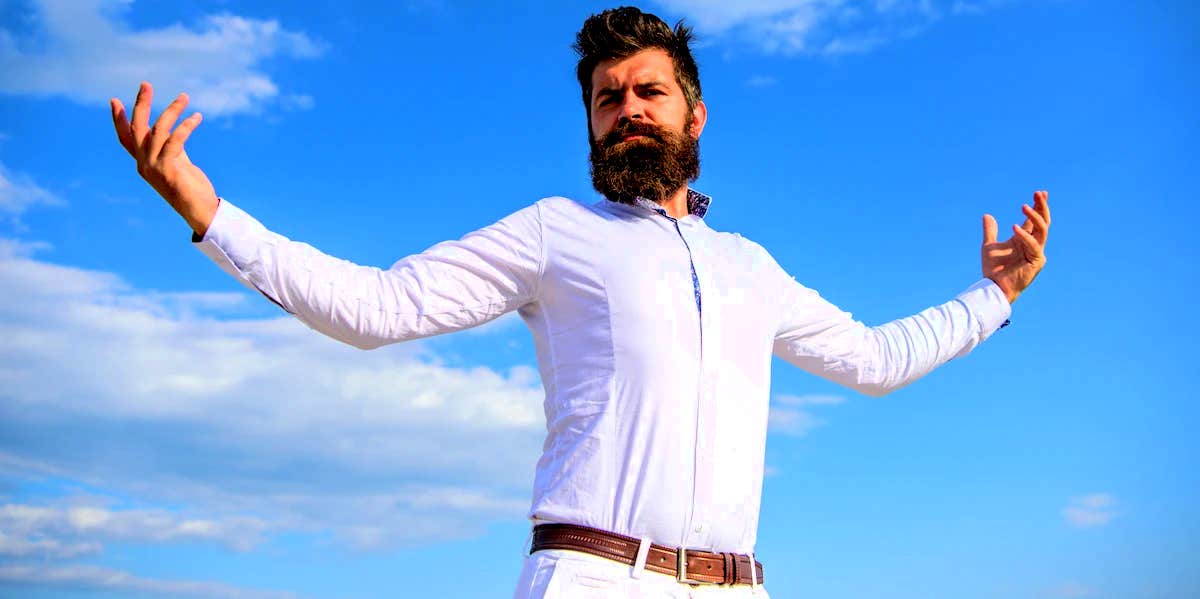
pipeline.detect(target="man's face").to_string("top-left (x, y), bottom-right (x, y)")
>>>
top-left (587, 49), bottom-right (707, 204)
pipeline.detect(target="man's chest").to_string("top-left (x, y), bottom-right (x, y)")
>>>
top-left (537, 211), bottom-right (780, 369)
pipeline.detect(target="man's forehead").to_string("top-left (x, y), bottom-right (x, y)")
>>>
top-left (591, 49), bottom-right (676, 90)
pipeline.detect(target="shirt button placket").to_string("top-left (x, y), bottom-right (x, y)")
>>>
top-left (690, 235), bottom-right (715, 549)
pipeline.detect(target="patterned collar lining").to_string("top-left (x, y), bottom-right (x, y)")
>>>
top-left (631, 188), bottom-right (713, 219)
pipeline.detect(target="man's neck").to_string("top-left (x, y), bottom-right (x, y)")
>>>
top-left (658, 186), bottom-right (690, 219)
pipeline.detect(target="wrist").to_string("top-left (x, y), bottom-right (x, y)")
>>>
top-left (181, 193), bottom-right (220, 238)
top-left (986, 276), bottom-right (1019, 304)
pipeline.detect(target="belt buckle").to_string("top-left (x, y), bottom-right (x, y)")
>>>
top-left (675, 547), bottom-right (721, 586)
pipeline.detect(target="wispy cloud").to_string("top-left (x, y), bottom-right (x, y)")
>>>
top-left (1043, 581), bottom-right (1097, 598)
top-left (0, 0), bottom-right (324, 116)
top-left (0, 531), bottom-right (101, 559)
top-left (0, 501), bottom-right (268, 556)
top-left (1062, 493), bottom-right (1118, 529)
top-left (0, 162), bottom-right (63, 225)
top-left (0, 202), bottom-right (545, 592)
top-left (0, 564), bottom-right (298, 599)
top-left (951, 0), bottom-right (1013, 16)
top-left (777, 393), bottom-right (846, 406)
top-left (746, 75), bottom-right (779, 88)
top-left (650, 0), bottom-right (1007, 55)
top-left (0, 235), bottom-right (545, 551)
top-left (768, 393), bottom-right (846, 436)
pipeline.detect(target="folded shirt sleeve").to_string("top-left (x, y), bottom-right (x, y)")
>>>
top-left (193, 198), bottom-right (545, 349)
top-left (770, 255), bottom-right (1012, 397)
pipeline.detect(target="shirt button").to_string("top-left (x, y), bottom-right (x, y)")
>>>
top-left (694, 524), bottom-right (703, 533)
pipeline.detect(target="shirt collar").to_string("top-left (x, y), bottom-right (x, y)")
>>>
top-left (630, 188), bottom-right (713, 219)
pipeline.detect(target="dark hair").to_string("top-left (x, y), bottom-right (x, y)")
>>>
top-left (573, 7), bottom-right (702, 119)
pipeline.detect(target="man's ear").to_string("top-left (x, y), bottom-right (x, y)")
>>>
top-left (689, 100), bottom-right (707, 139)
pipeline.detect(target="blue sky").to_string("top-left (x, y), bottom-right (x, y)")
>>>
top-left (0, 0), bottom-right (1196, 597)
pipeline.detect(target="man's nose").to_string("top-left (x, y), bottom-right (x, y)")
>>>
top-left (616, 94), bottom-right (644, 121)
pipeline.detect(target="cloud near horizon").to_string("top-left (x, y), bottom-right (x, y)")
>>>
top-left (767, 393), bottom-right (846, 437)
top-left (0, 500), bottom-right (269, 558)
top-left (1062, 493), bottom-right (1118, 529)
top-left (0, 563), bottom-right (299, 599)
top-left (0, 234), bottom-right (545, 549)
top-left (0, 225), bottom-right (546, 590)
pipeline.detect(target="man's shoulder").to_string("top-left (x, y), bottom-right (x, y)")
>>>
top-left (490, 196), bottom-right (589, 227)
top-left (529, 195), bottom-right (619, 223)
top-left (532, 195), bottom-right (589, 211)
top-left (704, 226), bottom-right (774, 260)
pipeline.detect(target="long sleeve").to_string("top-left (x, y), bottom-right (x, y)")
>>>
top-left (193, 199), bottom-right (545, 350)
top-left (770, 257), bottom-right (1011, 397)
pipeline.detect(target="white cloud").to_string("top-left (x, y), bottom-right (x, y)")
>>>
top-left (0, 0), bottom-right (323, 116)
top-left (746, 75), bottom-right (779, 87)
top-left (650, 0), bottom-right (1007, 55)
top-left (769, 406), bottom-right (826, 436)
top-left (768, 393), bottom-right (846, 436)
top-left (874, 0), bottom-right (938, 16)
top-left (0, 162), bottom-right (64, 218)
top-left (0, 564), bottom-right (298, 599)
top-left (0, 236), bottom-right (546, 551)
top-left (651, 0), bottom-right (836, 34)
top-left (0, 531), bottom-right (101, 559)
top-left (1062, 493), bottom-right (1117, 529)
top-left (952, 0), bottom-right (1012, 15)
top-left (776, 393), bottom-right (845, 406)
top-left (0, 501), bottom-right (268, 553)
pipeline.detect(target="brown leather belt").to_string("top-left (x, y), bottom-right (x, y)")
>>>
top-left (530, 523), bottom-right (764, 586)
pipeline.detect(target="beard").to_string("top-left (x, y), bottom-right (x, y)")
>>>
top-left (588, 117), bottom-right (700, 205)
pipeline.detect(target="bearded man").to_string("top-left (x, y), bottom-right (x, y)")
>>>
top-left (110, 6), bottom-right (1050, 598)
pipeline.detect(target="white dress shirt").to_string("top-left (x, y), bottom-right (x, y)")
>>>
top-left (193, 190), bottom-right (1011, 555)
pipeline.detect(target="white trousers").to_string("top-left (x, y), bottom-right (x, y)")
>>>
top-left (512, 549), bottom-right (772, 599)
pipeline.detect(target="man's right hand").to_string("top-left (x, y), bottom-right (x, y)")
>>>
top-left (111, 82), bottom-right (219, 238)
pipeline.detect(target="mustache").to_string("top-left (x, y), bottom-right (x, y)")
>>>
top-left (599, 120), bottom-right (667, 149)
top-left (588, 115), bottom-right (700, 205)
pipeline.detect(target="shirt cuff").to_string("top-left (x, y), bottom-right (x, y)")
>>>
top-left (189, 198), bottom-right (273, 296)
top-left (956, 278), bottom-right (1013, 341)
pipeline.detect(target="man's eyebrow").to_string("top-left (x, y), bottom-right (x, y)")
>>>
top-left (594, 80), bottom-right (669, 100)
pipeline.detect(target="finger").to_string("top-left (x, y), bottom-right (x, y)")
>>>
top-left (130, 81), bottom-right (154, 148)
top-left (982, 214), bottom-right (998, 245)
top-left (160, 112), bottom-right (202, 160)
top-left (1011, 223), bottom-right (1044, 261)
top-left (1022, 203), bottom-right (1049, 246)
top-left (110, 98), bottom-right (136, 157)
top-left (1034, 190), bottom-right (1051, 227)
top-left (147, 93), bottom-right (190, 161)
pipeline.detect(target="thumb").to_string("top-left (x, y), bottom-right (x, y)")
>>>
top-left (982, 214), bottom-right (998, 245)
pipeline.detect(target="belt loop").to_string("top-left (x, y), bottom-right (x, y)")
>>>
top-left (748, 551), bottom-right (758, 591)
top-left (521, 525), bottom-right (535, 557)
top-left (631, 537), bottom-right (652, 579)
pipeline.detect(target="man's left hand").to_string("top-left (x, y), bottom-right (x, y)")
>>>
top-left (982, 190), bottom-right (1051, 304)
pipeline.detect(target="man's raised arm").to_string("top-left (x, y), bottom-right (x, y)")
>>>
top-left (771, 192), bottom-right (1050, 396)
top-left (111, 82), bottom-right (544, 350)
top-left (111, 82), bottom-right (218, 237)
